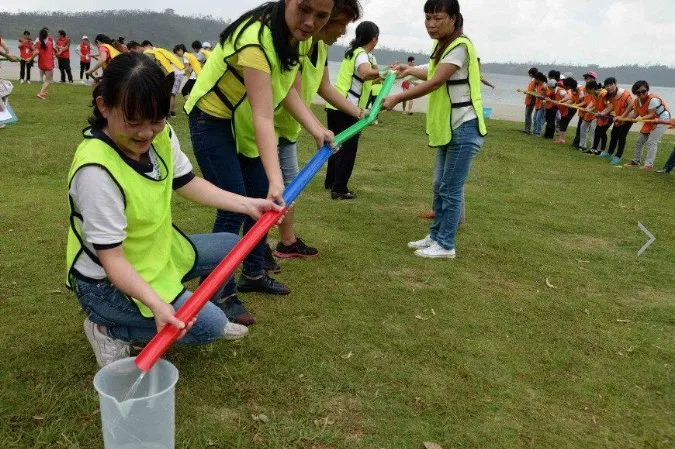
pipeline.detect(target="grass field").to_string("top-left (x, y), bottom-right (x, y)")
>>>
top-left (1, 83), bottom-right (673, 449)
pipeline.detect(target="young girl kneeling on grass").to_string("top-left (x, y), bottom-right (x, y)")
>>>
top-left (383, 0), bottom-right (486, 259)
top-left (66, 53), bottom-right (283, 368)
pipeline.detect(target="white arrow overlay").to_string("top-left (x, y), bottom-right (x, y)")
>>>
top-left (637, 222), bottom-right (656, 256)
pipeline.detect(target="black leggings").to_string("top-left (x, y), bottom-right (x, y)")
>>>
top-left (592, 122), bottom-right (612, 151)
top-left (20, 60), bottom-right (33, 81)
top-left (325, 108), bottom-right (361, 194)
top-left (559, 111), bottom-right (575, 132)
top-left (58, 57), bottom-right (73, 82)
top-left (607, 123), bottom-right (633, 158)
top-left (544, 107), bottom-right (557, 139)
top-left (80, 61), bottom-right (91, 79)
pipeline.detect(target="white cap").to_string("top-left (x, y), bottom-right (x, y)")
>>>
top-left (82, 35), bottom-right (88, 40)
top-left (202, 41), bottom-right (212, 48)
top-left (547, 79), bottom-right (557, 88)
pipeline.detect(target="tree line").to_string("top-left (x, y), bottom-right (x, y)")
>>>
top-left (0, 10), bottom-right (228, 48)
top-left (3, 10), bottom-right (673, 87)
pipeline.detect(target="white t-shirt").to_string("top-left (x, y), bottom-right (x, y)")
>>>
top-left (70, 126), bottom-right (193, 279)
top-left (440, 45), bottom-right (478, 130)
top-left (648, 97), bottom-right (671, 120)
top-left (347, 51), bottom-right (372, 105)
top-left (184, 56), bottom-right (196, 80)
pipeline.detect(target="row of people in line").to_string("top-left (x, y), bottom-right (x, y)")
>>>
top-left (522, 68), bottom-right (671, 168)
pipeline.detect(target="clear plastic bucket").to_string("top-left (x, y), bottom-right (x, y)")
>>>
top-left (93, 357), bottom-right (178, 449)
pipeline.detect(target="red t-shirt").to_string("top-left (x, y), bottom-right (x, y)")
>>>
top-left (97, 45), bottom-right (110, 64)
top-left (19, 38), bottom-right (34, 60)
top-left (56, 36), bottom-right (70, 59)
top-left (79, 43), bottom-right (91, 62)
top-left (36, 38), bottom-right (55, 70)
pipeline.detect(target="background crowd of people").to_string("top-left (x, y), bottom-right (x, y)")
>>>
top-left (521, 67), bottom-right (673, 172)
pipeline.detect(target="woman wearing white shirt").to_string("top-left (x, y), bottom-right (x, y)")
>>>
top-left (383, 0), bottom-right (486, 259)
top-left (324, 21), bottom-right (380, 200)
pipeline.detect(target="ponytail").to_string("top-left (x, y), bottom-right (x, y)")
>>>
top-left (345, 21), bottom-right (379, 59)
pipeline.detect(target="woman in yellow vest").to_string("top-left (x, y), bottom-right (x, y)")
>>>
top-left (383, 0), bottom-right (486, 259)
top-left (173, 43), bottom-right (201, 98)
top-left (85, 34), bottom-right (120, 79)
top-left (324, 21), bottom-right (380, 200)
top-left (271, 0), bottom-right (363, 261)
top-left (66, 53), bottom-right (283, 367)
top-left (185, 0), bottom-right (335, 300)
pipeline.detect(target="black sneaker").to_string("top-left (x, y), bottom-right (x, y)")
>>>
top-left (274, 237), bottom-right (319, 259)
top-left (237, 273), bottom-right (290, 295)
top-left (331, 190), bottom-right (356, 200)
top-left (581, 148), bottom-right (593, 154)
top-left (215, 295), bottom-right (256, 326)
top-left (264, 244), bottom-right (281, 274)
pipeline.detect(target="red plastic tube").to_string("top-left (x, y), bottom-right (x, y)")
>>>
top-left (135, 208), bottom-right (284, 372)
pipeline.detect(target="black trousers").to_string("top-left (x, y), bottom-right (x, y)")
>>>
top-left (572, 116), bottom-right (583, 147)
top-left (58, 57), bottom-right (73, 82)
top-left (592, 122), bottom-right (612, 151)
top-left (80, 61), bottom-right (91, 79)
top-left (325, 108), bottom-right (361, 194)
top-left (20, 60), bottom-right (33, 81)
top-left (544, 107), bottom-right (557, 139)
top-left (607, 123), bottom-right (633, 158)
top-left (662, 148), bottom-right (675, 172)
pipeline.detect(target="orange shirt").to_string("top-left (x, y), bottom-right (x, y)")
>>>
top-left (524, 79), bottom-right (536, 105)
top-left (534, 84), bottom-right (546, 110)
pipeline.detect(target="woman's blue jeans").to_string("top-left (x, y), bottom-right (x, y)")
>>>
top-left (188, 109), bottom-right (268, 283)
top-left (73, 232), bottom-right (239, 343)
top-left (430, 119), bottom-right (484, 250)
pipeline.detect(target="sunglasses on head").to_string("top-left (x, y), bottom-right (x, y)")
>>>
top-left (635, 89), bottom-right (648, 95)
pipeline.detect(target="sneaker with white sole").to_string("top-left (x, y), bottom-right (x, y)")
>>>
top-left (407, 234), bottom-right (435, 249)
top-left (223, 321), bottom-right (249, 340)
top-left (83, 318), bottom-right (130, 367)
top-left (414, 242), bottom-right (456, 259)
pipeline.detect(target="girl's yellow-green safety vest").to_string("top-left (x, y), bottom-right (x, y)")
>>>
top-left (65, 126), bottom-right (197, 318)
top-left (327, 47), bottom-right (374, 111)
top-left (275, 41), bottom-right (328, 143)
top-left (185, 19), bottom-right (310, 158)
top-left (426, 36), bottom-right (487, 147)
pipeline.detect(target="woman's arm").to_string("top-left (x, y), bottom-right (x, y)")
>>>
top-left (318, 67), bottom-right (363, 119)
top-left (176, 177), bottom-right (283, 219)
top-left (281, 85), bottom-right (335, 148)
top-left (98, 247), bottom-right (191, 335)
top-left (392, 64), bottom-right (429, 81)
top-left (382, 63), bottom-right (458, 110)
top-left (244, 67), bottom-right (286, 204)
top-left (357, 62), bottom-right (380, 81)
top-left (480, 76), bottom-right (495, 89)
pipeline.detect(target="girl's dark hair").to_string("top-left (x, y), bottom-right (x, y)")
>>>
top-left (88, 52), bottom-right (172, 129)
top-left (585, 80), bottom-right (602, 91)
top-left (332, 0), bottom-right (362, 22)
top-left (58, 30), bottom-right (66, 37)
top-left (191, 40), bottom-right (202, 50)
top-left (632, 80), bottom-right (649, 94)
top-left (127, 41), bottom-right (141, 51)
top-left (424, 0), bottom-right (464, 64)
top-left (95, 34), bottom-right (112, 45)
top-left (528, 67), bottom-right (538, 76)
top-left (604, 77), bottom-right (616, 86)
top-left (173, 44), bottom-right (187, 54)
top-left (345, 21), bottom-right (379, 59)
top-left (220, 1), bottom-right (319, 71)
top-left (534, 72), bottom-right (547, 83)
top-left (118, 37), bottom-right (125, 44)
top-left (141, 40), bottom-right (153, 47)
top-left (38, 28), bottom-right (48, 48)
top-left (548, 70), bottom-right (561, 81)
top-left (562, 77), bottom-right (578, 90)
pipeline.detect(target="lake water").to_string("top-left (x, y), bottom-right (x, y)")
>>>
top-left (4, 38), bottom-right (674, 109)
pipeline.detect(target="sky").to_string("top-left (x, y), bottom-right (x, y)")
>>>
top-left (3, 0), bottom-right (674, 67)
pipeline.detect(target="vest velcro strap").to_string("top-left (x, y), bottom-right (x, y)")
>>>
top-left (352, 73), bottom-right (364, 84)
top-left (210, 86), bottom-right (235, 111)
top-left (446, 78), bottom-right (469, 86)
top-left (348, 89), bottom-right (361, 98)
top-left (229, 66), bottom-right (245, 85)
top-left (451, 101), bottom-right (473, 109)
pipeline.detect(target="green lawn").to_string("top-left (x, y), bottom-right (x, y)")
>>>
top-left (1, 84), bottom-right (673, 449)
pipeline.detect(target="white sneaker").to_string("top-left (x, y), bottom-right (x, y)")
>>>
top-left (26, 80), bottom-right (31, 84)
top-left (223, 322), bottom-right (249, 340)
top-left (414, 242), bottom-right (456, 259)
top-left (20, 79), bottom-right (25, 84)
top-left (408, 234), bottom-right (435, 249)
top-left (83, 318), bottom-right (130, 367)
